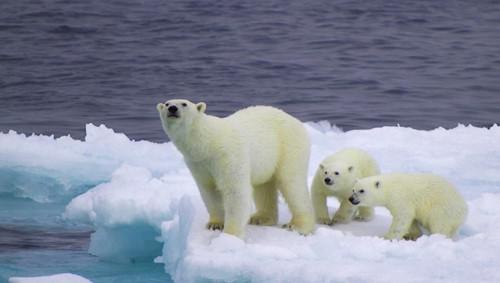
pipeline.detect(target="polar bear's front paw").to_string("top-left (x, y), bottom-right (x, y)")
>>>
top-left (383, 232), bottom-right (403, 241)
top-left (403, 234), bottom-right (419, 241)
top-left (330, 215), bottom-right (351, 225)
top-left (316, 217), bottom-right (331, 225)
top-left (281, 222), bottom-right (314, 236)
top-left (281, 223), bottom-right (294, 231)
top-left (206, 221), bottom-right (224, 231)
top-left (249, 214), bottom-right (277, 226)
top-left (354, 215), bottom-right (374, 222)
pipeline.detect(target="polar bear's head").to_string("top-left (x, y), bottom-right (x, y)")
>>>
top-left (157, 99), bottom-right (207, 136)
top-left (349, 176), bottom-right (383, 207)
top-left (318, 162), bottom-right (357, 194)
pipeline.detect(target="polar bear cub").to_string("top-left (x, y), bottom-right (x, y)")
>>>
top-left (311, 148), bottom-right (380, 225)
top-left (349, 173), bottom-right (468, 240)
top-left (157, 99), bottom-right (315, 238)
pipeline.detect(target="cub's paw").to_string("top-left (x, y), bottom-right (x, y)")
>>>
top-left (206, 222), bottom-right (224, 231)
top-left (249, 214), bottom-right (276, 226)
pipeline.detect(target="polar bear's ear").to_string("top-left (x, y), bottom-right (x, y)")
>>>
top-left (375, 181), bottom-right (381, 189)
top-left (319, 164), bottom-right (325, 170)
top-left (196, 102), bottom-right (207, 113)
top-left (348, 166), bottom-right (354, 172)
top-left (157, 103), bottom-right (165, 112)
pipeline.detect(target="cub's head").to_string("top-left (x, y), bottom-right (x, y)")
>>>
top-left (318, 162), bottom-right (357, 194)
top-left (157, 99), bottom-right (206, 134)
top-left (349, 176), bottom-right (383, 207)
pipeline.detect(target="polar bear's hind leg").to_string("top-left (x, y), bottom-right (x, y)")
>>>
top-left (428, 221), bottom-right (457, 238)
top-left (250, 180), bottom-right (278, 226)
top-left (276, 154), bottom-right (315, 235)
top-left (403, 220), bottom-right (422, 240)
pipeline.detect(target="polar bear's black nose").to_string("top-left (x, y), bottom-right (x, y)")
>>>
top-left (324, 177), bottom-right (333, 185)
top-left (168, 105), bottom-right (178, 113)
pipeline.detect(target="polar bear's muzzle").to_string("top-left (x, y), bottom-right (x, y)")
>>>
top-left (349, 193), bottom-right (360, 205)
top-left (167, 105), bottom-right (180, 118)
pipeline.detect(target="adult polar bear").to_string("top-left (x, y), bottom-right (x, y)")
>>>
top-left (157, 99), bottom-right (315, 238)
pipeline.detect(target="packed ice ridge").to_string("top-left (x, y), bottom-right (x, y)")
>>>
top-left (2, 122), bottom-right (500, 282)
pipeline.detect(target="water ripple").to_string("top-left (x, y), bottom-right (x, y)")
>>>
top-left (0, 0), bottom-right (499, 141)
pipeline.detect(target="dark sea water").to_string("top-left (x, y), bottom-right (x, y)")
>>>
top-left (0, 196), bottom-right (170, 282)
top-left (1, 1), bottom-right (500, 282)
top-left (1, 0), bottom-right (500, 142)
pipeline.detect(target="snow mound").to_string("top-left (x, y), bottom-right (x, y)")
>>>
top-left (9, 273), bottom-right (92, 283)
top-left (0, 124), bottom-right (178, 203)
top-left (64, 164), bottom-right (198, 262)
top-left (60, 123), bottom-right (500, 282)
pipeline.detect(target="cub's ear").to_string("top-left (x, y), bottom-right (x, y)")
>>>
top-left (196, 102), bottom-right (207, 113)
top-left (348, 166), bottom-right (354, 172)
top-left (157, 103), bottom-right (165, 112)
top-left (375, 181), bottom-right (381, 189)
top-left (319, 164), bottom-right (325, 170)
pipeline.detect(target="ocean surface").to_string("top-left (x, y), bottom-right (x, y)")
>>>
top-left (1, 0), bottom-right (500, 142)
top-left (1, 0), bottom-right (500, 282)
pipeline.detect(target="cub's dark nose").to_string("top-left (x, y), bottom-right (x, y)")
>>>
top-left (348, 196), bottom-right (360, 205)
top-left (168, 105), bottom-right (178, 113)
top-left (324, 177), bottom-right (333, 185)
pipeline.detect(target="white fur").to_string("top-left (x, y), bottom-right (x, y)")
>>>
top-left (351, 173), bottom-right (468, 240)
top-left (157, 99), bottom-right (315, 238)
top-left (311, 148), bottom-right (380, 225)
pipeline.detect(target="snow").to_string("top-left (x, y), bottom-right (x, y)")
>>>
top-left (155, 194), bottom-right (500, 283)
top-left (63, 164), bottom-right (198, 262)
top-left (0, 124), bottom-right (180, 203)
top-left (3, 122), bottom-right (500, 282)
top-left (8, 273), bottom-right (92, 283)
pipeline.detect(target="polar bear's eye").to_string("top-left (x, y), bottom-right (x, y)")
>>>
top-left (182, 103), bottom-right (187, 107)
top-left (359, 189), bottom-right (365, 194)
top-left (324, 171), bottom-right (328, 175)
top-left (334, 171), bottom-right (339, 175)
top-left (165, 103), bottom-right (169, 107)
